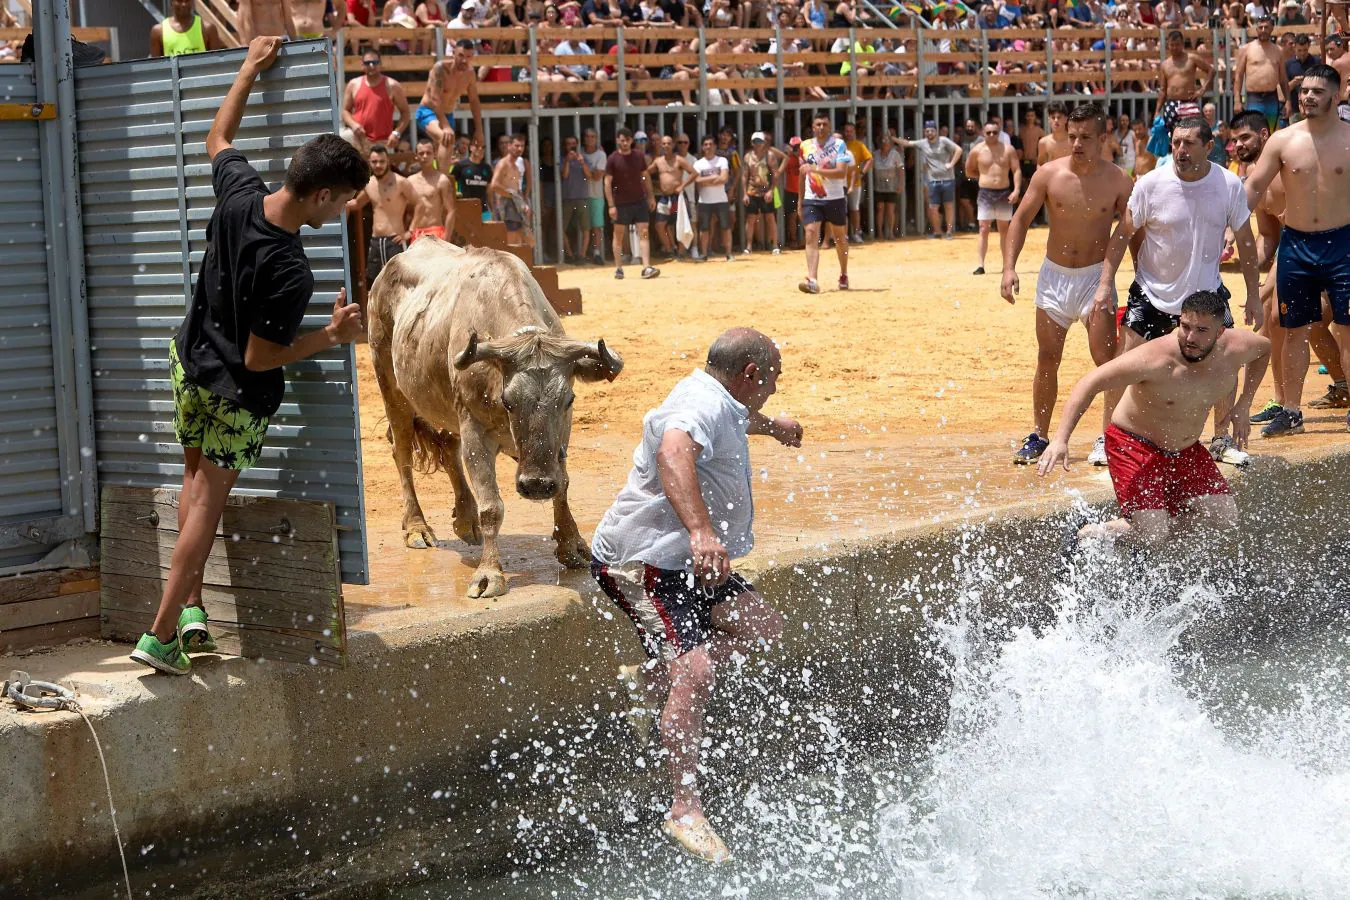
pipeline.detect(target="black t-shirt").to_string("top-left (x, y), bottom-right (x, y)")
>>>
top-left (454, 159), bottom-right (493, 202)
top-left (175, 149), bottom-right (314, 417)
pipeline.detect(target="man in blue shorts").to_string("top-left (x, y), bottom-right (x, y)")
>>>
top-left (416, 39), bottom-right (483, 172)
top-left (797, 111), bottom-right (854, 293)
top-left (1242, 63), bottom-right (1350, 436)
top-left (591, 328), bottom-right (800, 862)
top-left (131, 38), bottom-right (369, 674)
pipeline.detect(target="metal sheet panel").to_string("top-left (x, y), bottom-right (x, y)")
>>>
top-left (75, 42), bottom-right (369, 584)
top-left (0, 66), bottom-right (65, 570)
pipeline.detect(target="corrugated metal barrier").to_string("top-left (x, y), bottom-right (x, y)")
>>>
top-left (75, 41), bottom-right (369, 584)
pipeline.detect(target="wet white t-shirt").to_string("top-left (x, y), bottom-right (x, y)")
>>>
top-left (799, 136), bottom-right (855, 201)
top-left (1128, 163), bottom-right (1249, 314)
top-left (591, 369), bottom-right (754, 571)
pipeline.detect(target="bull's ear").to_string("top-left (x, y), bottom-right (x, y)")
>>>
top-left (572, 338), bottom-right (624, 383)
top-left (453, 331), bottom-right (481, 370)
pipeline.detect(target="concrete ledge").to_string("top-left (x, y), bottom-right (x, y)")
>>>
top-left (5, 448), bottom-right (1348, 896)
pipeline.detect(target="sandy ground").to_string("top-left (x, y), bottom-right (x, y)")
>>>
top-left (345, 228), bottom-right (1348, 627)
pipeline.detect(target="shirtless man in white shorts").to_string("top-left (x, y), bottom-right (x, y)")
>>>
top-left (1002, 103), bottom-right (1134, 467)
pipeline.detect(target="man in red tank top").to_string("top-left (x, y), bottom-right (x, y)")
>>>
top-left (340, 51), bottom-right (412, 155)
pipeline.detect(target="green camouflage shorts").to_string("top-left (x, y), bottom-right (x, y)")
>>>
top-left (169, 341), bottom-right (269, 471)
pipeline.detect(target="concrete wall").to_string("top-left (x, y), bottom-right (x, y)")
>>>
top-left (5, 450), bottom-right (1347, 896)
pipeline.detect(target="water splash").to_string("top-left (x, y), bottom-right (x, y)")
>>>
top-left (882, 551), bottom-right (1350, 900)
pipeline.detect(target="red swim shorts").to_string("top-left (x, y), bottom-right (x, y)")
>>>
top-left (1104, 423), bottom-right (1230, 518)
top-left (410, 225), bottom-right (445, 243)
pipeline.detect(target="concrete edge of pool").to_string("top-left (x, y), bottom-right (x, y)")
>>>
top-left (3, 443), bottom-right (1346, 893)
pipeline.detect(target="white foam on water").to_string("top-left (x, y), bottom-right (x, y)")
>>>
top-left (880, 579), bottom-right (1350, 899)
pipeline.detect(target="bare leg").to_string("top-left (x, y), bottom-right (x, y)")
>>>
top-left (1078, 508), bottom-right (1171, 546)
top-left (1331, 321), bottom-right (1350, 409)
top-left (1311, 302), bottom-right (1346, 382)
top-left (943, 201), bottom-right (956, 235)
top-left (150, 456), bottom-right (239, 642)
top-left (926, 203), bottom-right (941, 235)
top-left (976, 220), bottom-right (991, 269)
top-left (177, 448), bottom-right (204, 610)
top-left (1032, 309), bottom-right (1069, 438)
top-left (1280, 323), bottom-right (1312, 413)
top-left (829, 222), bottom-right (848, 275)
top-left (1086, 305), bottom-right (1121, 431)
top-left (636, 222), bottom-right (652, 267)
top-left (1261, 280), bottom-right (1287, 406)
top-left (804, 220), bottom-right (822, 281)
top-left (612, 223), bottom-right (627, 270)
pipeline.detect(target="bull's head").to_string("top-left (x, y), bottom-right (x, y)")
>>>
top-left (454, 329), bottom-right (623, 500)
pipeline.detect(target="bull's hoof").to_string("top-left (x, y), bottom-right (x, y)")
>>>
top-left (555, 539), bottom-right (592, 569)
top-left (467, 568), bottom-right (508, 599)
top-left (404, 523), bottom-right (438, 549)
top-left (452, 511), bottom-right (482, 546)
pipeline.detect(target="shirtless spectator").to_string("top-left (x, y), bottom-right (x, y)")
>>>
top-left (1038, 101), bottom-right (1072, 164)
top-left (341, 52), bottom-right (411, 156)
top-left (1234, 15), bottom-right (1290, 130)
top-left (151, 0), bottom-right (223, 57)
top-left (649, 135), bottom-right (698, 261)
top-left (291, 0), bottom-right (332, 37)
top-left (1157, 29), bottom-right (1212, 136)
top-left (965, 119), bottom-right (1023, 276)
top-left (1322, 34), bottom-right (1350, 104)
top-left (418, 41), bottom-right (485, 172)
top-left (1003, 103), bottom-right (1134, 467)
top-left (1131, 119), bottom-right (1158, 176)
top-left (1242, 64), bottom-right (1350, 437)
top-left (408, 138), bottom-right (458, 244)
top-left (237, 0), bottom-right (298, 41)
top-left (490, 134), bottom-right (533, 248)
top-left (1040, 290), bottom-right (1270, 549)
top-left (349, 145), bottom-right (416, 294)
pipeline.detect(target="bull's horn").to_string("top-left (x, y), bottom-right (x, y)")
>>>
top-left (597, 339), bottom-right (624, 377)
top-left (452, 332), bottom-right (480, 370)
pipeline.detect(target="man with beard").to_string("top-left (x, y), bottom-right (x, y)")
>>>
top-left (1093, 116), bottom-right (1262, 461)
top-left (407, 138), bottom-right (457, 244)
top-left (649, 135), bottom-right (698, 260)
top-left (349, 144), bottom-right (415, 291)
top-left (1242, 64), bottom-right (1350, 436)
top-left (1040, 291), bottom-right (1270, 548)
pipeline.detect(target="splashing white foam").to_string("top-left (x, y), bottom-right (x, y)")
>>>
top-left (881, 580), bottom-right (1350, 899)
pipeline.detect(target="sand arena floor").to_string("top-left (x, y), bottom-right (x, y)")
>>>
top-left (344, 229), bottom-right (1348, 627)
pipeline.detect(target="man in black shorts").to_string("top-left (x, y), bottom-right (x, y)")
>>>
top-left (605, 126), bottom-right (660, 280)
top-left (693, 135), bottom-right (733, 261)
top-left (130, 38), bottom-right (369, 675)
top-left (798, 111), bottom-right (854, 293)
top-left (591, 328), bottom-right (801, 862)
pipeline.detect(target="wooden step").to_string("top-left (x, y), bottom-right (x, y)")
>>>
top-left (550, 288), bottom-right (583, 317)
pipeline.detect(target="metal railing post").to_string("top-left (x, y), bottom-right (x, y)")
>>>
top-left (1104, 27), bottom-right (1112, 110)
top-left (1044, 29), bottom-right (1053, 97)
top-left (617, 26), bottom-right (628, 113)
top-left (775, 24), bottom-right (784, 106)
top-left (980, 31), bottom-right (989, 106)
top-left (849, 27), bottom-right (858, 102)
top-left (698, 27), bottom-right (708, 108)
top-left (528, 27), bottom-right (539, 116)
top-left (916, 24), bottom-right (926, 100)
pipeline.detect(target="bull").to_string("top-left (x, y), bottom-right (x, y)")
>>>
top-left (367, 240), bottom-right (622, 598)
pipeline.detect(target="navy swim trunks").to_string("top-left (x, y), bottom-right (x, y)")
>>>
top-left (1276, 222), bottom-right (1350, 329)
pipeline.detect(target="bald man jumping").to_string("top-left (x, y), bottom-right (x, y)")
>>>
top-left (590, 328), bottom-right (802, 864)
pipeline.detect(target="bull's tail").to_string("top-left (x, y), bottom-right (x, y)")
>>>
top-left (407, 417), bottom-right (458, 475)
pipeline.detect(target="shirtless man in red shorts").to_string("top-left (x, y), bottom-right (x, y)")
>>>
top-left (1039, 290), bottom-right (1270, 546)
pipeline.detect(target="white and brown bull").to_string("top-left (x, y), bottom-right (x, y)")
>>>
top-left (367, 239), bottom-right (622, 598)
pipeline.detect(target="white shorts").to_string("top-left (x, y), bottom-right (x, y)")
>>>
top-left (1035, 258), bottom-right (1112, 330)
top-left (847, 185), bottom-right (863, 211)
top-left (977, 187), bottom-right (1014, 222)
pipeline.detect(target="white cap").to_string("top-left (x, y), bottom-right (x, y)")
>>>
top-left (751, 131), bottom-right (767, 142)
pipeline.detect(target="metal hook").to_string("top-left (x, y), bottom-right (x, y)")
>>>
top-left (270, 518), bottom-right (293, 536)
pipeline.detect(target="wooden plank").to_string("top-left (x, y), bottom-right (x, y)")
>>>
top-left (0, 27), bottom-right (109, 41)
top-left (99, 485), bottom-right (345, 668)
top-left (0, 592), bottom-right (99, 631)
top-left (0, 618), bottom-right (100, 655)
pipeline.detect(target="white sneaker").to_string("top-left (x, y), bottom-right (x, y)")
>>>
top-left (1209, 434), bottom-right (1252, 467)
top-left (1087, 434), bottom-right (1108, 466)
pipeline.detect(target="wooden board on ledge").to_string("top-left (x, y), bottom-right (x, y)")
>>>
top-left (99, 485), bottom-right (346, 668)
top-left (454, 197), bottom-right (583, 316)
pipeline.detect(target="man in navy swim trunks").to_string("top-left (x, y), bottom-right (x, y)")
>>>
top-left (1243, 63), bottom-right (1350, 436)
top-left (417, 39), bottom-right (483, 172)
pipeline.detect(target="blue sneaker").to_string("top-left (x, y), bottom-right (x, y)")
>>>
top-left (1250, 400), bottom-right (1282, 424)
top-left (1260, 407), bottom-right (1304, 438)
top-left (1013, 432), bottom-right (1049, 465)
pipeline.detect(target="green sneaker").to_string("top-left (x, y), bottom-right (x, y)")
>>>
top-left (178, 606), bottom-right (217, 653)
top-left (130, 632), bottom-right (191, 675)
top-left (1250, 399), bottom-right (1282, 424)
